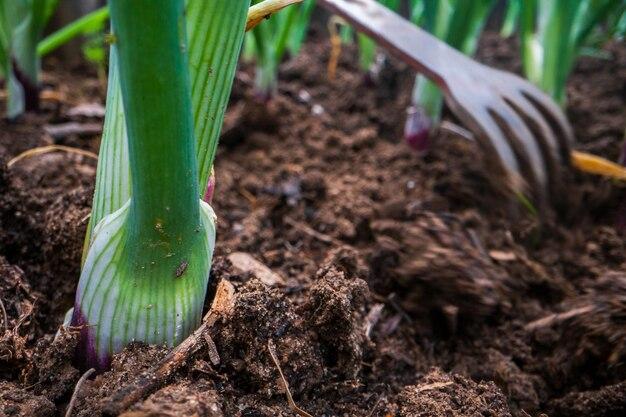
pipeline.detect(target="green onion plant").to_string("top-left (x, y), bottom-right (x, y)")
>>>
top-left (71, 0), bottom-right (250, 370)
top-left (500, 0), bottom-right (521, 38)
top-left (245, 0), bottom-right (314, 101)
top-left (0, 1), bottom-right (111, 118)
top-left (37, 6), bottom-right (109, 57)
top-left (38, 6), bottom-right (110, 81)
top-left (0, 0), bottom-right (57, 118)
top-left (610, 7), bottom-right (626, 39)
top-left (404, 0), bottom-right (495, 152)
top-left (355, 0), bottom-right (400, 81)
top-left (519, 0), bottom-right (624, 105)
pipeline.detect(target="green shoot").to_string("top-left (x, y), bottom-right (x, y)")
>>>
top-left (405, 0), bottom-right (495, 151)
top-left (73, 0), bottom-right (249, 370)
top-left (37, 6), bottom-right (109, 57)
top-left (288, 0), bottom-right (316, 55)
top-left (519, 0), bottom-right (624, 105)
top-left (0, 0), bottom-right (57, 118)
top-left (246, 0), bottom-right (312, 100)
top-left (355, 0), bottom-right (400, 77)
top-left (500, 0), bottom-right (521, 38)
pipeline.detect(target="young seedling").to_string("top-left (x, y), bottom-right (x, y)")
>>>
top-left (0, 0), bottom-right (57, 118)
top-left (356, 0), bottom-right (400, 82)
top-left (500, 0), bottom-right (521, 38)
top-left (404, 0), bottom-right (495, 152)
top-left (245, 0), bottom-right (312, 101)
top-left (72, 0), bottom-right (250, 370)
top-left (72, 0), bottom-right (302, 371)
top-left (519, 0), bottom-right (624, 104)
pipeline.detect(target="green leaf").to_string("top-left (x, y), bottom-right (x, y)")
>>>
top-left (37, 5), bottom-right (109, 57)
top-left (187, 0), bottom-right (250, 194)
top-left (76, 0), bottom-right (232, 370)
top-left (519, 0), bottom-right (622, 104)
top-left (83, 46), bottom-right (130, 256)
top-left (76, 200), bottom-right (216, 369)
top-left (410, 0), bottom-right (495, 123)
top-left (86, 0), bottom-right (250, 251)
top-left (247, 0), bottom-right (312, 97)
top-left (501, 0), bottom-right (521, 38)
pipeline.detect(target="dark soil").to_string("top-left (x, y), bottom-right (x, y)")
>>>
top-left (1, 28), bottom-right (625, 416)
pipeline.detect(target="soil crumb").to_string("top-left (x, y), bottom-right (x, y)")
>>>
top-left (396, 368), bottom-right (512, 417)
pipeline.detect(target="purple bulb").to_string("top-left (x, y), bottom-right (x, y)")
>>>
top-left (203, 173), bottom-right (216, 203)
top-left (404, 106), bottom-right (433, 153)
top-left (71, 306), bottom-right (110, 371)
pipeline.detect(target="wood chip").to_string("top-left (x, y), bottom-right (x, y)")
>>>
top-left (364, 303), bottom-right (384, 339)
top-left (525, 305), bottom-right (594, 331)
top-left (416, 381), bottom-right (454, 392)
top-left (228, 252), bottom-right (285, 286)
top-left (203, 333), bottom-right (220, 366)
top-left (67, 103), bottom-right (106, 118)
top-left (488, 250), bottom-right (517, 262)
top-left (44, 122), bottom-right (102, 139)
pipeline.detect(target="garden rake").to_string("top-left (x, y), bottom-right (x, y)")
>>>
top-left (318, 0), bottom-right (576, 205)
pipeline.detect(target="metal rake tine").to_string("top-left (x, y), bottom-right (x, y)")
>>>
top-left (489, 100), bottom-right (548, 200)
top-left (503, 92), bottom-right (564, 195)
top-left (458, 104), bottom-right (525, 192)
top-left (519, 83), bottom-right (575, 163)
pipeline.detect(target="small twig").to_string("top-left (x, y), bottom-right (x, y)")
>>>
top-left (367, 394), bottom-right (383, 417)
top-left (267, 339), bottom-right (313, 417)
top-left (416, 381), bottom-right (453, 392)
top-left (102, 279), bottom-right (235, 416)
top-left (79, 212), bottom-right (92, 225)
top-left (65, 368), bottom-right (95, 417)
top-left (466, 228), bottom-right (489, 260)
top-left (284, 216), bottom-right (339, 245)
top-left (13, 298), bottom-right (35, 333)
top-left (0, 297), bottom-right (8, 333)
top-left (203, 333), bottom-right (220, 366)
top-left (439, 120), bottom-right (475, 141)
top-left (327, 15), bottom-right (345, 81)
top-left (102, 320), bottom-right (208, 415)
top-left (238, 187), bottom-right (258, 206)
top-left (7, 145), bottom-right (98, 168)
top-left (525, 305), bottom-right (594, 331)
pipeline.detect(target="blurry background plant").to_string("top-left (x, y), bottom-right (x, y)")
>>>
top-left (500, 0), bottom-right (520, 38)
top-left (244, 0), bottom-right (315, 101)
top-left (0, 0), bottom-right (58, 118)
top-left (0, 0), bottom-right (111, 118)
top-left (38, 5), bottom-right (109, 80)
top-left (518, 0), bottom-right (625, 105)
top-left (404, 0), bottom-right (495, 152)
top-left (356, 0), bottom-right (400, 81)
top-left (327, 0), bottom-right (401, 82)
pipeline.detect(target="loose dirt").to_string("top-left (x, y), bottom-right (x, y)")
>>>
top-left (0, 30), bottom-right (625, 416)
